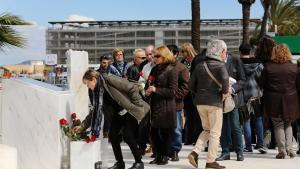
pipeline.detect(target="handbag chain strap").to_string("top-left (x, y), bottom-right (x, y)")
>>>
top-left (203, 61), bottom-right (222, 88)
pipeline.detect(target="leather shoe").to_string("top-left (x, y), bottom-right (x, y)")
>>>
top-left (128, 162), bottom-right (144, 169)
top-left (188, 151), bottom-right (198, 168)
top-left (108, 162), bottom-right (125, 169)
top-left (149, 154), bottom-right (160, 164)
top-left (237, 153), bottom-right (244, 161)
top-left (157, 156), bottom-right (168, 165)
top-left (149, 158), bottom-right (159, 164)
top-left (216, 154), bottom-right (230, 161)
top-left (169, 151), bottom-right (179, 161)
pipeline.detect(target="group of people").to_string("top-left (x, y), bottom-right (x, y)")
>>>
top-left (72, 36), bottom-right (300, 169)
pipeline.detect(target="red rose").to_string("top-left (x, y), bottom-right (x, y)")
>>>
top-left (148, 75), bottom-right (154, 81)
top-left (71, 113), bottom-right (76, 119)
top-left (138, 71), bottom-right (143, 77)
top-left (90, 135), bottom-right (97, 142)
top-left (59, 118), bottom-right (68, 125)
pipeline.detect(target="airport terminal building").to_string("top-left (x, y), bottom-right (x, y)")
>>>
top-left (46, 19), bottom-right (258, 64)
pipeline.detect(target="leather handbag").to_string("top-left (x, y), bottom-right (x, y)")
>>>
top-left (203, 61), bottom-right (235, 113)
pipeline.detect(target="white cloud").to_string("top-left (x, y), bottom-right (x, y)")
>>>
top-left (67, 15), bottom-right (95, 22)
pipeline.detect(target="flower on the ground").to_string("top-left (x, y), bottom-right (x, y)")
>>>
top-left (59, 113), bottom-right (90, 142)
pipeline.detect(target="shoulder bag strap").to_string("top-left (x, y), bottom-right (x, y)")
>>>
top-left (203, 61), bottom-right (222, 88)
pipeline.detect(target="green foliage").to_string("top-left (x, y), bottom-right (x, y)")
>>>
top-left (0, 12), bottom-right (31, 50)
top-left (255, 0), bottom-right (300, 36)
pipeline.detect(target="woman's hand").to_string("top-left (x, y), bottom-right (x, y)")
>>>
top-left (222, 93), bottom-right (231, 101)
top-left (72, 126), bottom-right (83, 134)
top-left (145, 86), bottom-right (156, 96)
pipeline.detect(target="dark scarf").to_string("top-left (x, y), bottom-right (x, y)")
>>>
top-left (88, 77), bottom-right (104, 137)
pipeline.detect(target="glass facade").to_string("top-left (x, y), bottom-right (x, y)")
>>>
top-left (47, 19), bottom-right (257, 64)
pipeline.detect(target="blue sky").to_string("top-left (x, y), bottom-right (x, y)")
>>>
top-left (0, 0), bottom-right (264, 65)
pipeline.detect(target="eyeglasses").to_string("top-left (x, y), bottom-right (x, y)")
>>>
top-left (154, 55), bottom-right (161, 58)
top-left (138, 57), bottom-right (147, 60)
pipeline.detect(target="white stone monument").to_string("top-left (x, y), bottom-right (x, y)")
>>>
top-left (66, 49), bottom-right (89, 120)
top-left (0, 144), bottom-right (17, 169)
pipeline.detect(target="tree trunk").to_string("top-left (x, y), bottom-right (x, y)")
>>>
top-left (242, 4), bottom-right (251, 45)
top-left (191, 0), bottom-right (200, 53)
top-left (259, 0), bottom-right (271, 38)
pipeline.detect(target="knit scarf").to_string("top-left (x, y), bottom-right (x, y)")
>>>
top-left (88, 77), bottom-right (104, 137)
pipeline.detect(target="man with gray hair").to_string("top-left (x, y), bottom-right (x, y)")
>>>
top-left (216, 42), bottom-right (246, 162)
top-left (188, 39), bottom-right (229, 169)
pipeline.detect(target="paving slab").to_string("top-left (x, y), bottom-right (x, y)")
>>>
top-left (106, 144), bottom-right (300, 169)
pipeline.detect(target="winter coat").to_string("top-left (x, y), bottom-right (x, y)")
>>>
top-left (81, 73), bottom-right (150, 130)
top-left (260, 62), bottom-right (300, 121)
top-left (148, 64), bottom-right (178, 128)
top-left (189, 57), bottom-right (229, 108)
top-left (225, 55), bottom-right (246, 108)
top-left (173, 61), bottom-right (190, 110)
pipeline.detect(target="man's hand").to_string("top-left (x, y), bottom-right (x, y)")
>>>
top-left (72, 126), bottom-right (83, 133)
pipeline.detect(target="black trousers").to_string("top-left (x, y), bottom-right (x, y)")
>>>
top-left (151, 127), bottom-right (173, 156)
top-left (137, 113), bottom-right (150, 152)
top-left (110, 113), bottom-right (142, 163)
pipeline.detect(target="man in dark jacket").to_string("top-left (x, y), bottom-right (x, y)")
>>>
top-left (188, 39), bottom-right (228, 169)
top-left (167, 44), bottom-right (190, 161)
top-left (216, 51), bottom-right (246, 162)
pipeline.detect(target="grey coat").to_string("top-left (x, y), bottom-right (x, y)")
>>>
top-left (81, 73), bottom-right (150, 130)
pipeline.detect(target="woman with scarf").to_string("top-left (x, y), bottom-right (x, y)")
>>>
top-left (73, 69), bottom-right (150, 169)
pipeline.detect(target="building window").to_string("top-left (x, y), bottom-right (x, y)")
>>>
top-left (96, 32), bottom-right (115, 38)
top-left (178, 30), bottom-right (191, 37)
top-left (136, 31), bottom-right (155, 37)
top-left (116, 31), bottom-right (135, 38)
top-left (164, 31), bottom-right (176, 37)
top-left (97, 40), bottom-right (115, 47)
top-left (164, 39), bottom-right (177, 45)
top-left (136, 40), bottom-right (155, 47)
top-left (116, 40), bottom-right (135, 47)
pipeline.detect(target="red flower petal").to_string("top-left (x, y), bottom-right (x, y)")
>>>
top-left (90, 135), bottom-right (97, 142)
top-left (71, 113), bottom-right (76, 119)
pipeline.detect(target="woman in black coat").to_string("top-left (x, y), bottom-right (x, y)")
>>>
top-left (260, 44), bottom-right (300, 159)
top-left (145, 46), bottom-right (178, 165)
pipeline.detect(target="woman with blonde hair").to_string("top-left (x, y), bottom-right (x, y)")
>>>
top-left (260, 44), bottom-right (300, 159)
top-left (145, 46), bottom-right (178, 165)
top-left (181, 42), bottom-right (197, 70)
top-left (181, 42), bottom-right (202, 146)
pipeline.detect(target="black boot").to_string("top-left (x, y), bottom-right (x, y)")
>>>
top-left (128, 162), bottom-right (144, 169)
top-left (149, 154), bottom-right (160, 164)
top-left (216, 153), bottom-right (230, 161)
top-left (157, 155), bottom-right (168, 165)
top-left (108, 161), bottom-right (125, 169)
top-left (169, 151), bottom-right (179, 161)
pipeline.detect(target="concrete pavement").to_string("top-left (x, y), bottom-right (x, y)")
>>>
top-left (106, 144), bottom-right (300, 169)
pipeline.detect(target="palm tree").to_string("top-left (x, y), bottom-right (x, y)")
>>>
top-left (259, 0), bottom-right (271, 38)
top-left (191, 0), bottom-right (200, 53)
top-left (0, 12), bottom-right (31, 50)
top-left (238, 0), bottom-right (256, 45)
top-left (268, 0), bottom-right (300, 35)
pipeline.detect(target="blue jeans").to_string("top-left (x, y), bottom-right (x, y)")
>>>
top-left (170, 110), bottom-right (183, 152)
top-left (220, 108), bottom-right (243, 154)
top-left (243, 116), bottom-right (264, 150)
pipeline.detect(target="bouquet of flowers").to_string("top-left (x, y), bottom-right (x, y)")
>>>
top-left (59, 113), bottom-right (90, 142)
